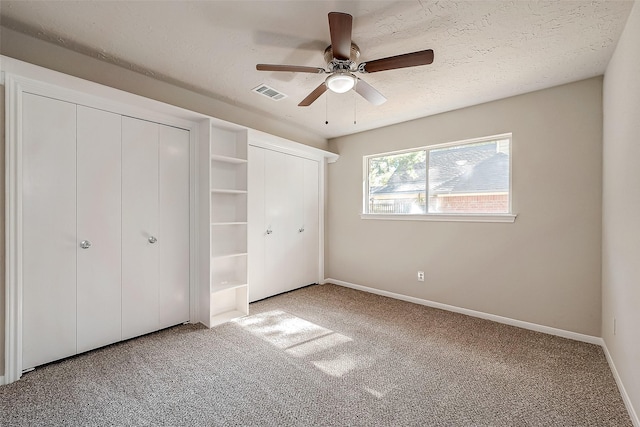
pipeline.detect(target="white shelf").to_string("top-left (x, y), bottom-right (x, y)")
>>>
top-left (211, 221), bottom-right (247, 226)
top-left (210, 309), bottom-right (247, 327)
top-left (211, 252), bottom-right (247, 260)
top-left (211, 154), bottom-right (248, 164)
top-left (211, 281), bottom-right (247, 292)
top-left (210, 256), bottom-right (247, 296)
top-left (209, 283), bottom-right (248, 327)
top-left (210, 193), bottom-right (247, 223)
top-left (210, 160), bottom-right (247, 191)
top-left (210, 127), bottom-right (247, 159)
top-left (210, 224), bottom-right (246, 257)
top-left (211, 189), bottom-right (247, 194)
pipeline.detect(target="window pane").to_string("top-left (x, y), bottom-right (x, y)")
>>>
top-left (368, 151), bottom-right (427, 214)
top-left (428, 139), bottom-right (510, 213)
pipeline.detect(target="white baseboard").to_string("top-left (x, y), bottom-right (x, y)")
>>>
top-left (601, 341), bottom-right (640, 427)
top-left (324, 278), bottom-right (601, 345)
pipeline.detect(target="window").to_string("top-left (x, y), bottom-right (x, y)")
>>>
top-left (364, 134), bottom-right (512, 219)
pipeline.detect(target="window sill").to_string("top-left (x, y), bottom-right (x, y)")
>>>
top-left (360, 213), bottom-right (517, 223)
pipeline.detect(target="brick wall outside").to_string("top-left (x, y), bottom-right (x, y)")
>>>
top-left (430, 193), bottom-right (509, 213)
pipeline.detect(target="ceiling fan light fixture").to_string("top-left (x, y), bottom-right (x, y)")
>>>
top-left (326, 72), bottom-right (356, 93)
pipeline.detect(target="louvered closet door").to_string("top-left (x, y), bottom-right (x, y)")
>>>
top-left (122, 117), bottom-right (160, 340)
top-left (22, 93), bottom-right (77, 370)
top-left (76, 106), bottom-right (122, 353)
top-left (158, 124), bottom-right (190, 328)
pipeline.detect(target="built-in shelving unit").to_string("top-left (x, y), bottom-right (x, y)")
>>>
top-left (200, 122), bottom-right (249, 327)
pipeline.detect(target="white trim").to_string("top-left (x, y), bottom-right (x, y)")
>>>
top-left (365, 132), bottom-right (514, 158)
top-left (318, 158), bottom-right (327, 285)
top-left (601, 341), bottom-right (640, 427)
top-left (197, 119), bottom-right (212, 326)
top-left (324, 278), bottom-right (601, 345)
top-left (0, 375), bottom-right (5, 386)
top-left (248, 128), bottom-right (339, 163)
top-left (5, 74), bottom-right (23, 385)
top-left (188, 123), bottom-right (200, 325)
top-left (360, 213), bottom-right (517, 223)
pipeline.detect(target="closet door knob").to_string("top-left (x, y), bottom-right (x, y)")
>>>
top-left (298, 228), bottom-right (305, 233)
top-left (148, 236), bottom-right (157, 244)
top-left (80, 240), bottom-right (92, 249)
top-left (266, 229), bottom-right (273, 235)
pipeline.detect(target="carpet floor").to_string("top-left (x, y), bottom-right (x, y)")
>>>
top-left (0, 284), bottom-right (632, 426)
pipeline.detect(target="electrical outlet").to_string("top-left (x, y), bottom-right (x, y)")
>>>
top-left (417, 271), bottom-right (425, 282)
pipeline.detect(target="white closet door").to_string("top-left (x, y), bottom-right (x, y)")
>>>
top-left (158, 124), bottom-right (190, 328)
top-left (248, 148), bottom-right (321, 302)
top-left (282, 155), bottom-right (319, 291)
top-left (264, 149), bottom-right (291, 298)
top-left (283, 154), bottom-right (305, 294)
top-left (76, 106), bottom-right (122, 353)
top-left (248, 145), bottom-right (267, 302)
top-left (22, 93), bottom-right (77, 369)
top-left (301, 158), bottom-right (320, 285)
top-left (122, 117), bottom-right (160, 340)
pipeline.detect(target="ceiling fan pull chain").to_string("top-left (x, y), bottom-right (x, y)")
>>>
top-left (325, 93), bottom-right (329, 125)
top-left (354, 90), bottom-right (357, 125)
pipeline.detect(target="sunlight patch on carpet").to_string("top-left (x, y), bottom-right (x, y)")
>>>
top-left (312, 352), bottom-right (375, 378)
top-left (286, 332), bottom-right (352, 358)
top-left (234, 310), bottom-right (351, 353)
top-left (236, 310), bottom-right (389, 379)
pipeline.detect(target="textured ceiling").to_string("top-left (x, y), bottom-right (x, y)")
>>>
top-left (0, 1), bottom-right (634, 140)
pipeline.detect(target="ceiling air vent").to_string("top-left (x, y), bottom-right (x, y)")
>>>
top-left (252, 84), bottom-right (288, 101)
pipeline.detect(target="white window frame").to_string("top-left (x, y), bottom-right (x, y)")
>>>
top-left (361, 133), bottom-right (516, 223)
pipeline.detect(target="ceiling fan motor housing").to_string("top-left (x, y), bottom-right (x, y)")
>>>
top-left (324, 43), bottom-right (361, 72)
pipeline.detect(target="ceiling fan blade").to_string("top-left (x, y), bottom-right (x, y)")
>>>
top-left (256, 64), bottom-right (326, 74)
top-left (328, 12), bottom-right (353, 60)
top-left (355, 78), bottom-right (387, 106)
top-left (298, 83), bottom-right (327, 107)
top-left (362, 49), bottom-right (434, 73)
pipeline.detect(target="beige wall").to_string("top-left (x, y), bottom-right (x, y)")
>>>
top-left (603, 0), bottom-right (640, 421)
top-left (326, 77), bottom-right (603, 336)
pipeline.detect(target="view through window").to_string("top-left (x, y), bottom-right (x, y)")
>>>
top-left (366, 135), bottom-right (511, 215)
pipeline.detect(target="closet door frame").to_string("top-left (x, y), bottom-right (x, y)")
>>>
top-left (3, 61), bottom-right (203, 384)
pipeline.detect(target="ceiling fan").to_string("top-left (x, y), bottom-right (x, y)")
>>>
top-left (256, 12), bottom-right (434, 107)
